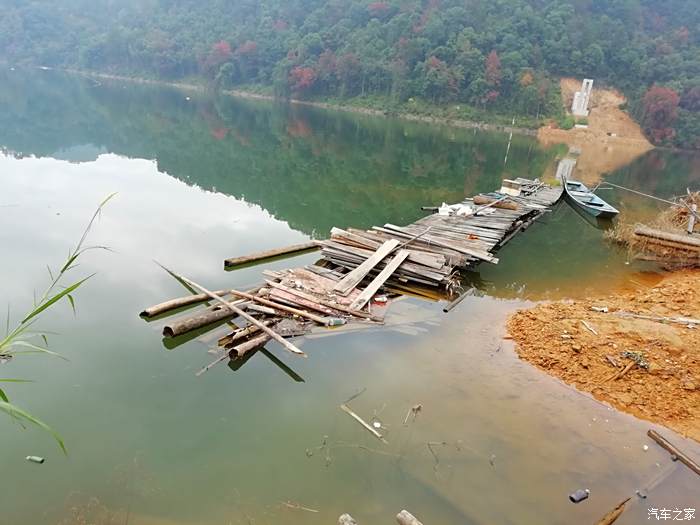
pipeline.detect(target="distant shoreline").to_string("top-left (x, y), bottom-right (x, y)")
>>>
top-left (59, 68), bottom-right (539, 137)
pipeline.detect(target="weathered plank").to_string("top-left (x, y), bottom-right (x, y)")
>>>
top-left (350, 250), bottom-right (410, 310)
top-left (333, 239), bottom-right (401, 296)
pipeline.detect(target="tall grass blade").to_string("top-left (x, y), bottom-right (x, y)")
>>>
top-left (21, 275), bottom-right (94, 324)
top-left (0, 401), bottom-right (66, 454)
top-left (8, 341), bottom-right (67, 360)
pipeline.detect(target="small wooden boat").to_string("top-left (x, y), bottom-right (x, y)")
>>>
top-left (563, 178), bottom-right (619, 218)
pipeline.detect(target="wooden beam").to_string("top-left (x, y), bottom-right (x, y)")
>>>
top-left (634, 225), bottom-right (700, 248)
top-left (224, 241), bottom-right (320, 269)
top-left (350, 250), bottom-right (409, 311)
top-left (226, 288), bottom-right (330, 325)
top-left (647, 429), bottom-right (700, 476)
top-left (333, 239), bottom-right (401, 296)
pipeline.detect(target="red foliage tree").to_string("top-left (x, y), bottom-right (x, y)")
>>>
top-left (368, 2), bottom-right (390, 16)
top-left (643, 86), bottom-right (680, 143)
top-left (318, 49), bottom-right (337, 76)
top-left (485, 50), bottom-right (502, 87)
top-left (236, 40), bottom-right (257, 56)
top-left (289, 66), bottom-right (316, 93)
top-left (203, 40), bottom-right (233, 75)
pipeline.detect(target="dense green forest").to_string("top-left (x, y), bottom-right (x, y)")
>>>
top-left (1, 0), bottom-right (699, 148)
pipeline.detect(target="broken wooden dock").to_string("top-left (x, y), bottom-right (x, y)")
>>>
top-left (141, 178), bottom-right (563, 371)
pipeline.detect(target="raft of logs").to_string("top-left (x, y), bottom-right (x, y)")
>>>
top-left (141, 178), bottom-right (563, 370)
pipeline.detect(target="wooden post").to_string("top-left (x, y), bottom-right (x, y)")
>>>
top-left (688, 204), bottom-right (697, 234)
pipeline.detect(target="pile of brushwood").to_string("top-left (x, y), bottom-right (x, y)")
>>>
top-left (609, 192), bottom-right (699, 269)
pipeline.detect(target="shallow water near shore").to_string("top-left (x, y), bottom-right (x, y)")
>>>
top-left (1, 69), bottom-right (699, 524)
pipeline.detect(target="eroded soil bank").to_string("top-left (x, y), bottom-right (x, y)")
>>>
top-left (538, 78), bottom-right (654, 184)
top-left (508, 270), bottom-right (699, 441)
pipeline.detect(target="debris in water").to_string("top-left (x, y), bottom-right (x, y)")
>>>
top-left (26, 456), bottom-right (45, 464)
top-left (403, 403), bottom-right (423, 425)
top-left (281, 500), bottom-right (319, 513)
top-left (569, 489), bottom-right (590, 503)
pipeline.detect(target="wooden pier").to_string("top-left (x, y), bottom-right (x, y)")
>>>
top-left (141, 178), bottom-right (563, 370)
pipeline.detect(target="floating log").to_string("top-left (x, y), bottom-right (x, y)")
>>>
top-left (396, 510), bottom-right (424, 525)
top-left (159, 267), bottom-right (306, 357)
top-left (233, 332), bottom-right (271, 358)
top-left (163, 300), bottom-right (248, 338)
top-left (473, 195), bottom-right (519, 210)
top-left (140, 289), bottom-right (231, 318)
top-left (219, 320), bottom-right (274, 347)
top-left (224, 241), bottom-right (320, 269)
top-left (634, 225), bottom-right (700, 249)
top-left (647, 429), bottom-right (700, 476)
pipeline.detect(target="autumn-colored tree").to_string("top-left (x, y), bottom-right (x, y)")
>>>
top-left (236, 40), bottom-right (257, 56)
top-left (520, 70), bottom-right (534, 87)
top-left (289, 66), bottom-right (316, 94)
top-left (485, 50), bottom-right (501, 87)
top-left (203, 40), bottom-right (233, 76)
top-left (642, 86), bottom-right (680, 143)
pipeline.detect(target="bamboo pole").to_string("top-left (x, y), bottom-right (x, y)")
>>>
top-left (224, 241), bottom-right (320, 269)
top-left (647, 429), bottom-right (700, 476)
top-left (226, 287), bottom-right (329, 325)
top-left (340, 403), bottom-right (388, 444)
top-left (157, 265), bottom-right (306, 357)
top-left (140, 289), bottom-right (231, 317)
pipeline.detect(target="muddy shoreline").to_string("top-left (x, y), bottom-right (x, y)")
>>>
top-left (507, 271), bottom-right (700, 442)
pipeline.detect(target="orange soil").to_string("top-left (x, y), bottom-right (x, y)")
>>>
top-left (539, 78), bottom-right (654, 184)
top-left (507, 270), bottom-right (700, 442)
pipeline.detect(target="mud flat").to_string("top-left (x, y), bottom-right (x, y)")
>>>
top-left (508, 270), bottom-right (700, 442)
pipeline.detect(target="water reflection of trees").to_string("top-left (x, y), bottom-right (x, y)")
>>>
top-left (0, 70), bottom-right (560, 235)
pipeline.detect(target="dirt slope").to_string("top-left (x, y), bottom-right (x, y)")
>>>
top-left (539, 78), bottom-right (654, 184)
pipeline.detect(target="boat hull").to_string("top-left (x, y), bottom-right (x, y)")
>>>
top-left (563, 178), bottom-right (619, 218)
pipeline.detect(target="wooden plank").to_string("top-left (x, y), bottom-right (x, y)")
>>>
top-left (333, 239), bottom-right (401, 296)
top-left (227, 288), bottom-right (330, 325)
top-left (350, 250), bottom-right (410, 310)
top-left (377, 225), bottom-right (499, 264)
top-left (224, 241), bottom-right (320, 269)
top-left (267, 281), bottom-right (381, 321)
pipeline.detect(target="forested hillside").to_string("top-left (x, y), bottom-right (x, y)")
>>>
top-left (2, 0), bottom-right (699, 148)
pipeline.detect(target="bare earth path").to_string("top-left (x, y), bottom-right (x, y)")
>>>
top-left (539, 78), bottom-right (654, 184)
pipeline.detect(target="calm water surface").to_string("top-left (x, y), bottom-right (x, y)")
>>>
top-left (1, 70), bottom-right (699, 524)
